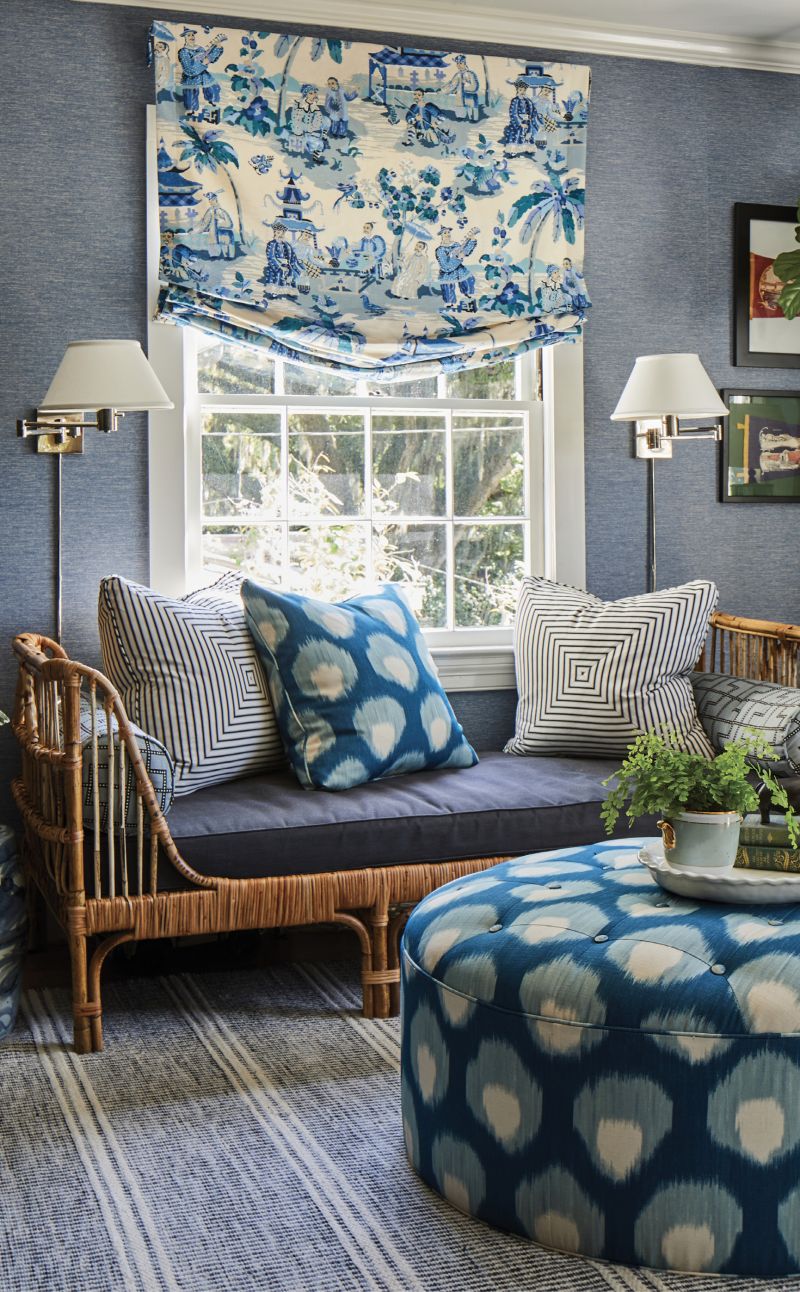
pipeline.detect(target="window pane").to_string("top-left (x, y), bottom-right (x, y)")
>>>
top-left (197, 339), bottom-right (276, 394)
top-left (283, 361), bottom-right (358, 397)
top-left (454, 523), bottom-right (525, 627)
top-left (288, 414), bottom-right (365, 518)
top-left (373, 414), bottom-right (445, 434)
top-left (364, 375), bottom-right (438, 399)
top-left (288, 524), bottom-right (368, 600)
top-left (202, 412), bottom-right (282, 520)
top-left (445, 360), bottom-right (516, 401)
top-left (373, 429), bottom-right (446, 517)
top-left (202, 524), bottom-right (283, 580)
top-left (373, 523), bottom-right (447, 629)
top-left (452, 419), bottom-right (525, 517)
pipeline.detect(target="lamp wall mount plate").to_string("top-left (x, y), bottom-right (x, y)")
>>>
top-left (29, 412), bottom-right (85, 455)
top-left (634, 420), bottom-right (673, 459)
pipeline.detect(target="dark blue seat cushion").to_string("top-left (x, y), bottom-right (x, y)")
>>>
top-left (164, 751), bottom-right (645, 880)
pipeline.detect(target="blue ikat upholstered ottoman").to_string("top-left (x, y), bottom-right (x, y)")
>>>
top-left (401, 839), bottom-right (800, 1277)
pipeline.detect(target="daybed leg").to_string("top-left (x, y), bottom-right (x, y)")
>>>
top-left (386, 908), bottom-right (410, 1016)
top-left (368, 901), bottom-right (392, 1020)
top-left (68, 931), bottom-right (93, 1055)
top-left (332, 912), bottom-right (376, 1018)
top-left (82, 931), bottom-right (136, 1053)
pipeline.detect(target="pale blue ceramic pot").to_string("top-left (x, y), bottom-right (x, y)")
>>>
top-left (658, 811), bottom-right (741, 870)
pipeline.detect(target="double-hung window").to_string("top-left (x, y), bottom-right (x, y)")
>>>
top-left (190, 336), bottom-right (541, 647)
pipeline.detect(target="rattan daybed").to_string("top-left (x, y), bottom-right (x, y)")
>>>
top-left (12, 612), bottom-right (800, 1053)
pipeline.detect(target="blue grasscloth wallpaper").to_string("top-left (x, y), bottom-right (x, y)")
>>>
top-left (1, 0), bottom-right (799, 819)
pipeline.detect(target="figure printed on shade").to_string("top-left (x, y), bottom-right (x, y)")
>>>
top-left (445, 54), bottom-right (480, 122)
top-left (501, 79), bottom-right (537, 148)
top-left (403, 88), bottom-right (455, 151)
top-left (288, 86), bottom-right (330, 162)
top-left (260, 221), bottom-right (300, 291)
top-left (160, 229), bottom-right (207, 284)
top-left (153, 41), bottom-right (177, 104)
top-left (389, 240), bottom-right (430, 299)
top-left (178, 27), bottom-right (226, 123)
top-left (325, 77), bottom-right (358, 139)
top-left (198, 191), bottom-right (236, 259)
top-left (502, 73), bottom-right (559, 152)
top-left (560, 256), bottom-right (589, 309)
top-left (435, 225), bottom-right (480, 312)
top-left (348, 222), bottom-right (387, 279)
top-left (294, 229), bottom-right (326, 295)
top-left (284, 98), bottom-right (306, 156)
top-left (539, 264), bottom-right (568, 312)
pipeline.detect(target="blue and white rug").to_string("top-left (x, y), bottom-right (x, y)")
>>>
top-left (2, 962), bottom-right (795, 1291)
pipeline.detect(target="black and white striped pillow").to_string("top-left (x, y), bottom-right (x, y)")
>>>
top-left (99, 573), bottom-right (284, 795)
top-left (506, 578), bottom-right (718, 759)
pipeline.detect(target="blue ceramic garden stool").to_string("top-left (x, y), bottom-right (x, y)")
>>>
top-left (401, 839), bottom-right (800, 1278)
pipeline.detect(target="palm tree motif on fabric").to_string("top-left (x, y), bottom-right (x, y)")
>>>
top-left (180, 124), bottom-right (247, 246)
top-left (508, 164), bottom-right (585, 305)
top-left (274, 35), bottom-right (349, 131)
top-left (480, 56), bottom-right (492, 108)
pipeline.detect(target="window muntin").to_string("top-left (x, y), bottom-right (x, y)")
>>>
top-left (195, 339), bottom-right (537, 632)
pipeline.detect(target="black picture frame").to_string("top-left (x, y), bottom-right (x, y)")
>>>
top-left (721, 388), bottom-right (800, 502)
top-left (734, 203), bottom-right (800, 368)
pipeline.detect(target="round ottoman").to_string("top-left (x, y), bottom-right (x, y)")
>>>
top-left (401, 838), bottom-right (800, 1277)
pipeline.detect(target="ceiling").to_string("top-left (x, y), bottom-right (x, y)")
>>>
top-left (515, 1), bottom-right (800, 43)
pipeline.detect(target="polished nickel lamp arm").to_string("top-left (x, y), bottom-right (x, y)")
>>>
top-left (17, 409), bottom-right (124, 442)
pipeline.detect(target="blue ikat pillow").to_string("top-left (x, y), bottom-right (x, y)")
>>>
top-left (241, 581), bottom-right (478, 790)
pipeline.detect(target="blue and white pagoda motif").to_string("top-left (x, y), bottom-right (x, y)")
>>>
top-left (157, 138), bottom-right (203, 229)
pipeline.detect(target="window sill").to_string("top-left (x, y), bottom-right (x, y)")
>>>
top-left (431, 645), bottom-right (516, 693)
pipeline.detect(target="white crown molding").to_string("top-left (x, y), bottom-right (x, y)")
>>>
top-left (72, 0), bottom-right (800, 74)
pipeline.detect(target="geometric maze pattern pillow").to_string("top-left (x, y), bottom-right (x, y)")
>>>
top-left (98, 572), bottom-right (284, 796)
top-left (691, 671), bottom-right (800, 775)
top-left (242, 581), bottom-right (478, 791)
top-left (506, 577), bottom-right (718, 759)
top-left (79, 698), bottom-right (175, 832)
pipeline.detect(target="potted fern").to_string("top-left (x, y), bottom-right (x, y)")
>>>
top-left (602, 730), bottom-right (799, 869)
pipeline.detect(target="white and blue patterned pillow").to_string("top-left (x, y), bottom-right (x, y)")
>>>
top-left (506, 578), bottom-right (718, 759)
top-left (691, 671), bottom-right (800, 775)
top-left (242, 582), bottom-right (478, 790)
top-left (99, 573), bottom-right (284, 795)
top-left (79, 699), bottom-right (174, 832)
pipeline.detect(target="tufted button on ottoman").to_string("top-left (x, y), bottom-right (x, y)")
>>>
top-left (400, 839), bottom-right (800, 1277)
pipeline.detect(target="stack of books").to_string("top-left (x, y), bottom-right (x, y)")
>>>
top-left (735, 814), bottom-right (800, 872)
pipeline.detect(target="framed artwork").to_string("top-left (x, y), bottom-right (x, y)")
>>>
top-left (721, 389), bottom-right (800, 502)
top-left (734, 203), bottom-right (800, 368)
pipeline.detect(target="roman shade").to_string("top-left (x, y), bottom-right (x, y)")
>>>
top-left (150, 20), bottom-right (591, 380)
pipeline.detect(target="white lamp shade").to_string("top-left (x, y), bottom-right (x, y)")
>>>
top-left (610, 353), bottom-right (728, 421)
top-left (39, 340), bottom-right (173, 413)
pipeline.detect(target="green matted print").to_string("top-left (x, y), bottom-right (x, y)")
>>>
top-left (721, 389), bottom-right (800, 502)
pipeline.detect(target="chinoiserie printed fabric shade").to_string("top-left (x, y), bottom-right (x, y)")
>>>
top-left (150, 21), bottom-right (591, 379)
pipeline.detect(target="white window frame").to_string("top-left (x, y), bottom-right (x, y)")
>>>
top-left (144, 106), bottom-right (585, 690)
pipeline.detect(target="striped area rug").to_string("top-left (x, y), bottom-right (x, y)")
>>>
top-left (0, 962), bottom-right (788, 1292)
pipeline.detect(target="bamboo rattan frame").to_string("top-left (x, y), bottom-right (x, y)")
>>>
top-left (13, 610), bottom-right (800, 1054)
top-left (696, 612), bottom-right (800, 686)
top-left (11, 632), bottom-right (509, 1053)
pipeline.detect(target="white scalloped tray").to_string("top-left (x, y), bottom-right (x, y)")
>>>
top-left (638, 841), bottom-right (800, 905)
